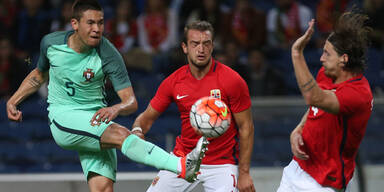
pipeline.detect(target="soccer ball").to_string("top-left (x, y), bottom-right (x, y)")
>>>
top-left (190, 97), bottom-right (231, 138)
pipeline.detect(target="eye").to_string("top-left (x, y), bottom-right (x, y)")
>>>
top-left (323, 50), bottom-right (329, 56)
top-left (203, 41), bottom-right (211, 47)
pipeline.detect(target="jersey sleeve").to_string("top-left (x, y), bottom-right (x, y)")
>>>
top-left (37, 34), bottom-right (51, 72)
top-left (150, 76), bottom-right (173, 113)
top-left (99, 37), bottom-right (131, 92)
top-left (336, 84), bottom-right (368, 115)
top-left (224, 70), bottom-right (251, 113)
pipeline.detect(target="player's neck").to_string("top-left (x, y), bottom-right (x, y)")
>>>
top-left (334, 71), bottom-right (359, 84)
top-left (68, 34), bottom-right (92, 54)
top-left (189, 61), bottom-right (212, 80)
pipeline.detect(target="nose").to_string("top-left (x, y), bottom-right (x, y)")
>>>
top-left (93, 23), bottom-right (101, 33)
top-left (320, 53), bottom-right (325, 63)
top-left (197, 44), bottom-right (204, 53)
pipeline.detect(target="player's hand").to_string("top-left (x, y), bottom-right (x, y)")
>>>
top-left (91, 106), bottom-right (119, 126)
top-left (290, 129), bottom-right (309, 160)
top-left (6, 101), bottom-right (22, 122)
top-left (132, 130), bottom-right (145, 140)
top-left (292, 19), bottom-right (315, 53)
top-left (237, 172), bottom-right (256, 192)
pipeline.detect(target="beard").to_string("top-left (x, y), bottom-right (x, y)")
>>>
top-left (189, 56), bottom-right (211, 70)
top-left (323, 67), bottom-right (337, 81)
top-left (87, 38), bottom-right (101, 47)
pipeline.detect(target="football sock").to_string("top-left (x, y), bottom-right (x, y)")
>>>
top-left (121, 134), bottom-right (180, 173)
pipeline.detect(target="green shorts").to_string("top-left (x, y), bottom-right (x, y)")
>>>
top-left (48, 108), bottom-right (117, 181)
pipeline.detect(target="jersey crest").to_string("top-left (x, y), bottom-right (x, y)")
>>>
top-left (210, 89), bottom-right (221, 99)
top-left (83, 68), bottom-right (94, 82)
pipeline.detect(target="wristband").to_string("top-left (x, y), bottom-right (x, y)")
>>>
top-left (131, 127), bottom-right (143, 132)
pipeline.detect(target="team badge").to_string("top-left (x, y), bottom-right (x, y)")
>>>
top-left (83, 68), bottom-right (94, 82)
top-left (210, 89), bottom-right (221, 99)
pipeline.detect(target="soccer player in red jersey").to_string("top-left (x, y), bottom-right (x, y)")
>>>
top-left (132, 21), bottom-right (256, 192)
top-left (277, 12), bottom-right (373, 192)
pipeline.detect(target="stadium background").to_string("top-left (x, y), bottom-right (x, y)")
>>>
top-left (1, 0), bottom-right (384, 191)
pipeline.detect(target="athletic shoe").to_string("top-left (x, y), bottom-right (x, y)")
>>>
top-left (178, 136), bottom-right (209, 182)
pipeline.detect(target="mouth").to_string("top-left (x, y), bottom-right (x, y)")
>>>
top-left (90, 36), bottom-right (100, 40)
top-left (197, 55), bottom-right (206, 60)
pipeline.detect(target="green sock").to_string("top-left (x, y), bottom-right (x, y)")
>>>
top-left (121, 134), bottom-right (180, 173)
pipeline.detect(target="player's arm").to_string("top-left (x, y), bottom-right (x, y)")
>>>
top-left (7, 68), bottom-right (49, 121)
top-left (91, 86), bottom-right (138, 125)
top-left (132, 104), bottom-right (162, 134)
top-left (291, 19), bottom-right (339, 114)
top-left (115, 86), bottom-right (138, 115)
top-left (290, 109), bottom-right (309, 160)
top-left (233, 108), bottom-right (256, 192)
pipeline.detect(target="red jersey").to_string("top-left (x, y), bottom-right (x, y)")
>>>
top-left (150, 59), bottom-right (251, 165)
top-left (294, 67), bottom-right (373, 189)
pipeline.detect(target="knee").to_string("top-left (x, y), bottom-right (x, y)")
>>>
top-left (101, 124), bottom-right (131, 147)
top-left (113, 124), bottom-right (131, 138)
top-left (112, 124), bottom-right (131, 143)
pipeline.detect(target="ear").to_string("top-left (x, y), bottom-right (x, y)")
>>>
top-left (340, 53), bottom-right (348, 64)
top-left (181, 42), bottom-right (187, 54)
top-left (71, 18), bottom-right (79, 31)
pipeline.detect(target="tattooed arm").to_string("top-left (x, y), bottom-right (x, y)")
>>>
top-left (7, 68), bottom-right (49, 121)
top-left (291, 20), bottom-right (340, 114)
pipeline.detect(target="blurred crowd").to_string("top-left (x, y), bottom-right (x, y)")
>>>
top-left (1, 0), bottom-right (384, 101)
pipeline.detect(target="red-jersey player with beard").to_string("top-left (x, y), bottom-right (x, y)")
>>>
top-left (132, 21), bottom-right (256, 192)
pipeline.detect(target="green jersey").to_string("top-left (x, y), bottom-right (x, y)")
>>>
top-left (37, 31), bottom-right (131, 112)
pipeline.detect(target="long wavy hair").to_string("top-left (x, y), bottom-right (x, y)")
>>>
top-left (327, 11), bottom-right (371, 73)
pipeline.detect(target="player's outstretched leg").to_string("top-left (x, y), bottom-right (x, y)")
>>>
top-left (121, 134), bottom-right (208, 182)
top-left (178, 136), bottom-right (209, 182)
top-left (101, 124), bottom-right (210, 182)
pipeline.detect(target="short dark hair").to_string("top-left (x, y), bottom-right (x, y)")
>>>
top-left (72, 0), bottom-right (103, 21)
top-left (327, 11), bottom-right (371, 74)
top-left (183, 21), bottom-right (214, 44)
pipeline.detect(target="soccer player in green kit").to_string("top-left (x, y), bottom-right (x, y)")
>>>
top-left (6, 0), bottom-right (208, 191)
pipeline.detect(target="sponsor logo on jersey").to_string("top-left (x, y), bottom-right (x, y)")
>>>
top-left (176, 94), bottom-right (188, 99)
top-left (83, 68), bottom-right (94, 82)
top-left (210, 89), bottom-right (221, 99)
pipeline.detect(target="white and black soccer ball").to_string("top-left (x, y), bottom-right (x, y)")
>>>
top-left (190, 97), bottom-right (231, 138)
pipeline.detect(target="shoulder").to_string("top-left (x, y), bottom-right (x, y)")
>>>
top-left (216, 61), bottom-right (244, 81)
top-left (42, 31), bottom-right (70, 46)
top-left (215, 61), bottom-right (249, 91)
top-left (337, 76), bottom-right (373, 102)
top-left (345, 76), bottom-right (372, 96)
top-left (98, 37), bottom-right (118, 52)
top-left (97, 37), bottom-right (121, 58)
